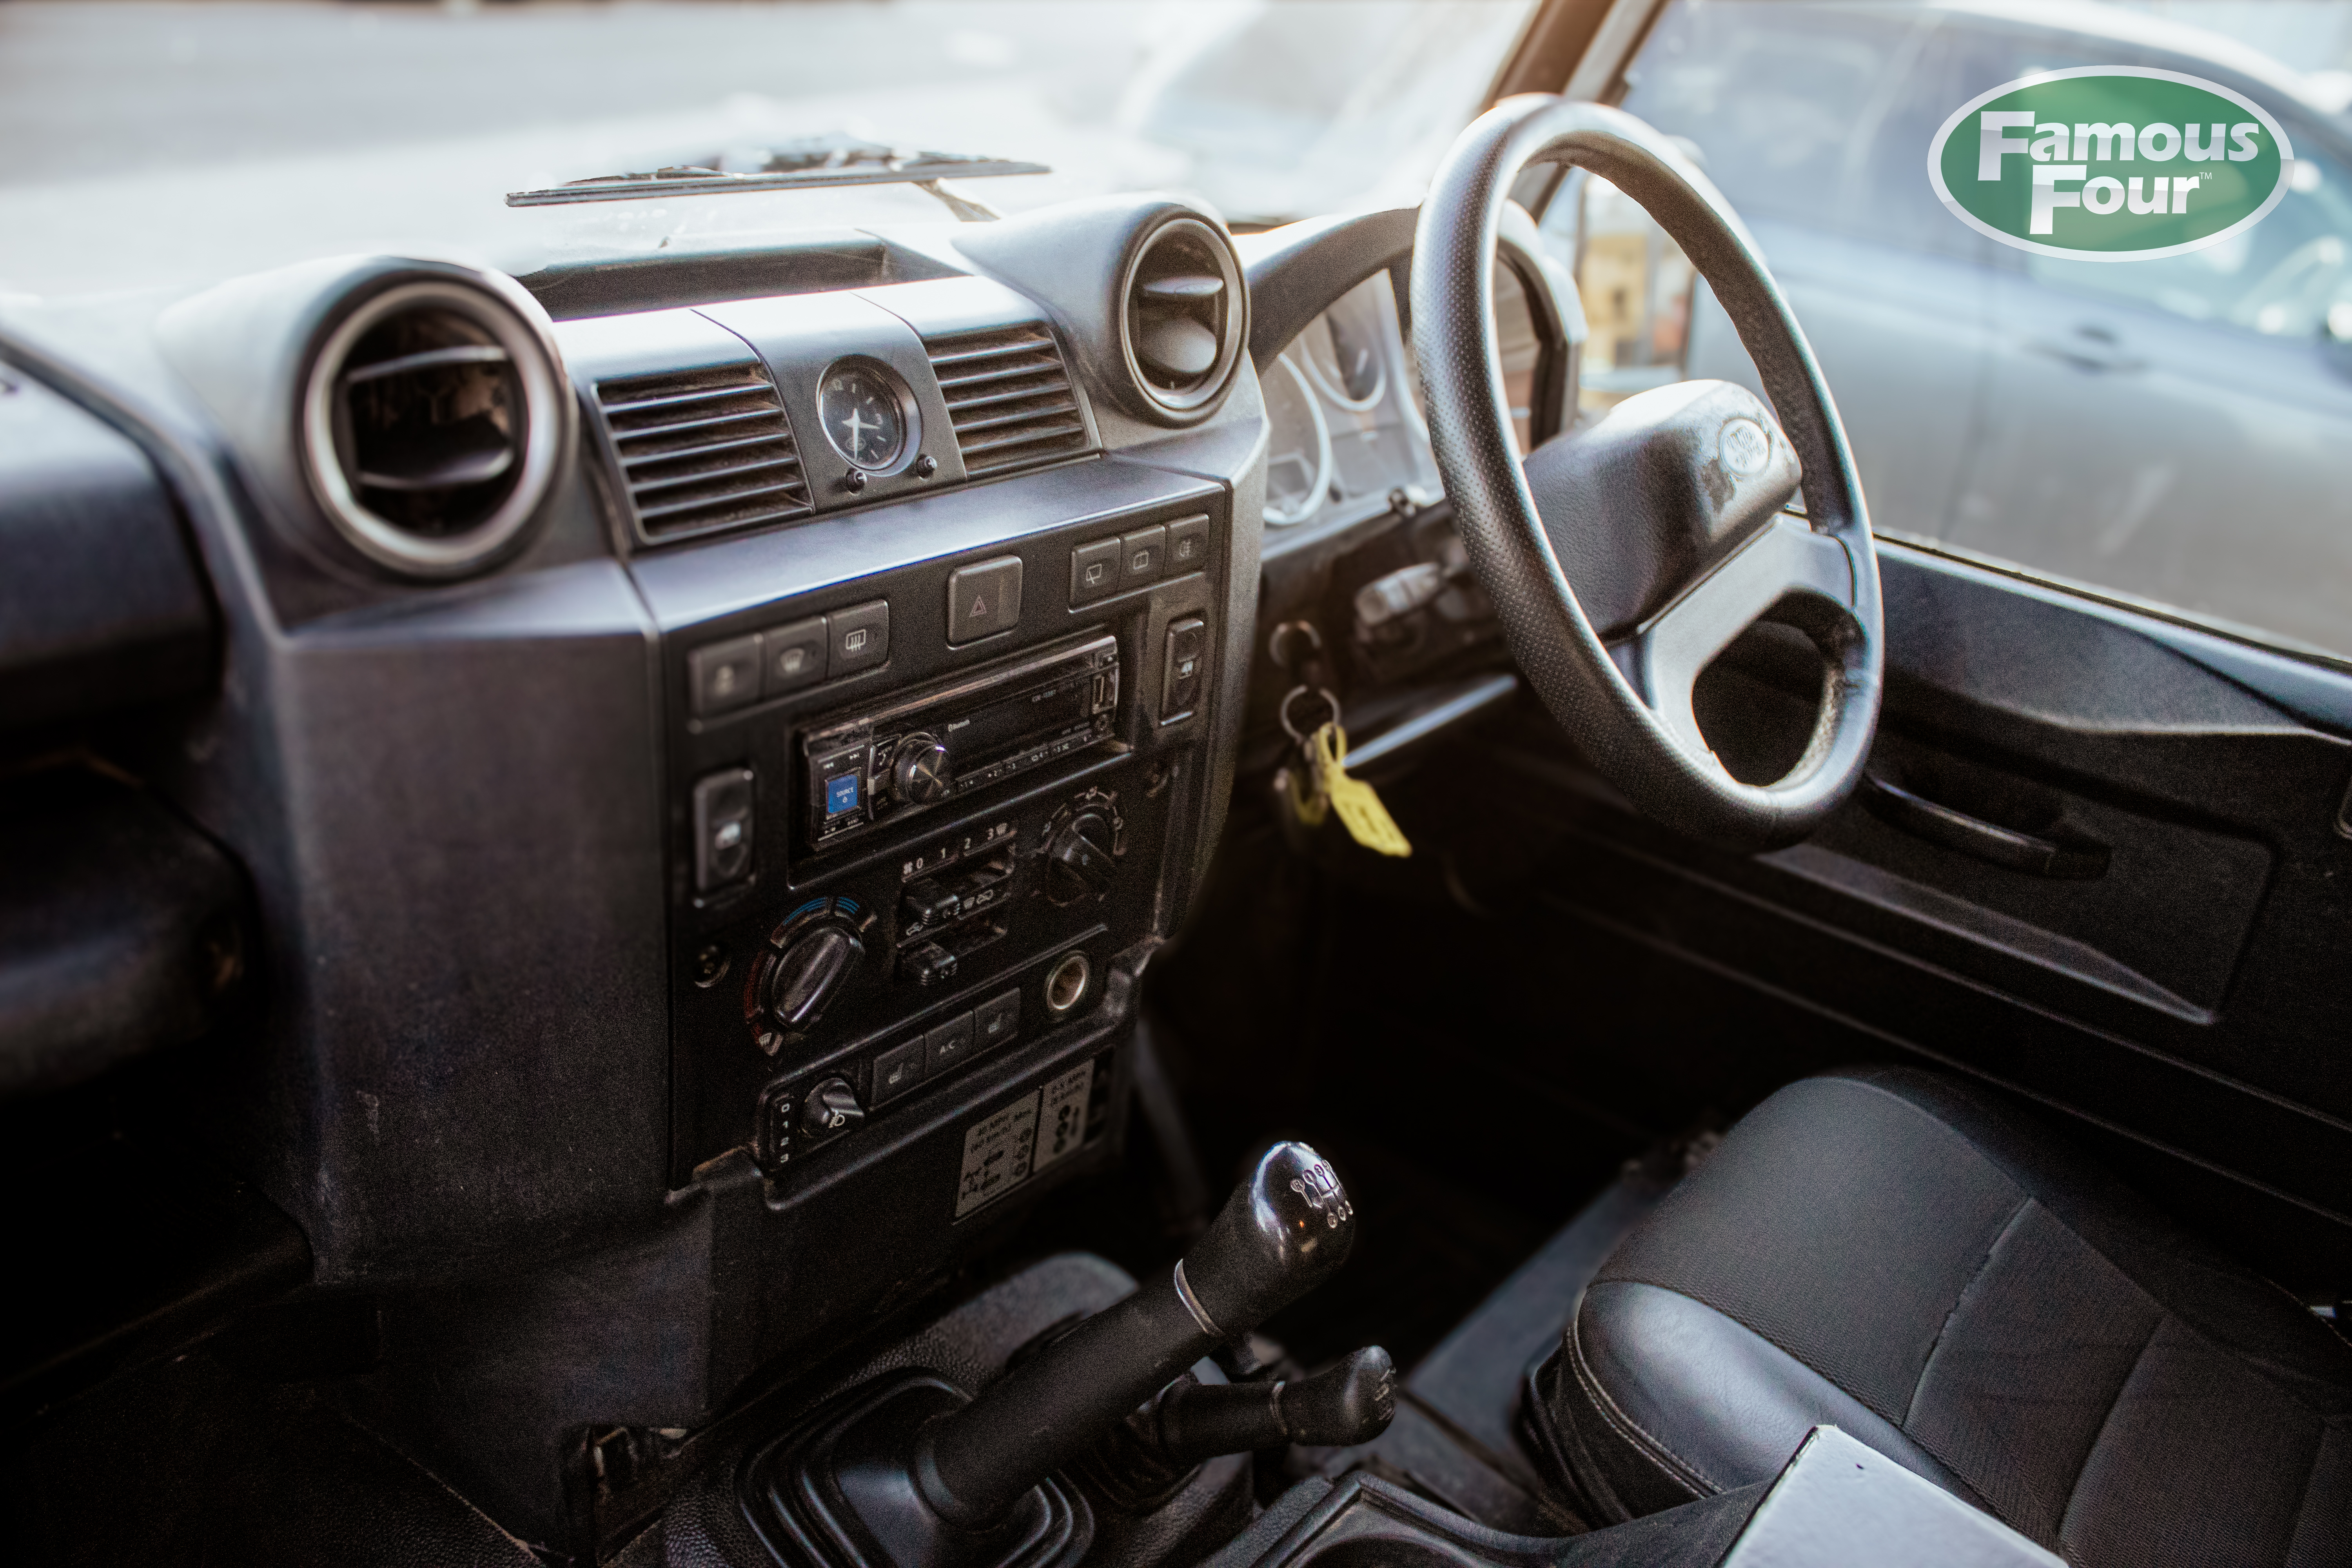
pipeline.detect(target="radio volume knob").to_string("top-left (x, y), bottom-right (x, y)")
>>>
top-left (893, 733), bottom-right (953, 806)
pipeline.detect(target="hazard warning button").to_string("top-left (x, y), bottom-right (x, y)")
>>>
top-left (946, 556), bottom-right (1024, 646)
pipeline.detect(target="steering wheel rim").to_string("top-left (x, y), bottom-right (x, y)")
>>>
top-left (1412, 95), bottom-right (1883, 851)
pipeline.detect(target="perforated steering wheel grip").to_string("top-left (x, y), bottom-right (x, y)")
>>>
top-left (1411, 95), bottom-right (1883, 851)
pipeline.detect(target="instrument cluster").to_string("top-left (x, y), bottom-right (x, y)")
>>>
top-left (1261, 273), bottom-right (1440, 530)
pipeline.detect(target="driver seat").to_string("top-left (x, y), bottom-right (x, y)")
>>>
top-left (1529, 1069), bottom-right (2351, 1565)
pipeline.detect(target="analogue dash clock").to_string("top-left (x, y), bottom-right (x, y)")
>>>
top-left (818, 362), bottom-right (912, 473)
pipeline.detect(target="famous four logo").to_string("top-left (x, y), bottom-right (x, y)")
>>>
top-left (1928, 67), bottom-right (2292, 261)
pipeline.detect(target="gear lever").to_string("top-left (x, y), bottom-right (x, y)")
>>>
top-left (916, 1140), bottom-right (1358, 1527)
top-left (746, 1141), bottom-right (1358, 1567)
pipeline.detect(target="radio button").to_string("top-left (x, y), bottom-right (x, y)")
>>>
top-left (822, 769), bottom-right (862, 818)
top-left (830, 599), bottom-right (890, 675)
top-left (1167, 514), bottom-right (1211, 574)
top-left (1121, 523), bottom-right (1167, 586)
top-left (947, 557), bottom-right (1024, 644)
top-left (689, 635), bottom-right (761, 717)
top-left (762, 616), bottom-right (829, 695)
top-left (1070, 537), bottom-right (1122, 606)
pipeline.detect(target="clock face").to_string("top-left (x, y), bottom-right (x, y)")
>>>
top-left (818, 363), bottom-right (909, 472)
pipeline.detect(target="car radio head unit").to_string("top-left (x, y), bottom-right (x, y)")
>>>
top-left (801, 633), bottom-right (1120, 853)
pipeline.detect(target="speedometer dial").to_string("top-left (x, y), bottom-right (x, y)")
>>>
top-left (1301, 306), bottom-right (1386, 411)
top-left (1263, 353), bottom-right (1333, 527)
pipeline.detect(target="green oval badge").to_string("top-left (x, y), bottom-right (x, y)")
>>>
top-left (1928, 67), bottom-right (2293, 261)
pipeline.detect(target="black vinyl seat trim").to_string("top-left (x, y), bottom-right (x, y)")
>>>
top-left (1531, 1069), bottom-right (2352, 1566)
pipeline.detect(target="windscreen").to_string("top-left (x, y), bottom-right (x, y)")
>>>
top-left (0, 0), bottom-right (1534, 298)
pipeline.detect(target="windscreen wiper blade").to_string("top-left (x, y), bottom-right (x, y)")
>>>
top-left (507, 136), bottom-right (1049, 208)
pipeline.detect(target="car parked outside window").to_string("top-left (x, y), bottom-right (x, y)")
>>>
top-left (1601, 0), bottom-right (2352, 662)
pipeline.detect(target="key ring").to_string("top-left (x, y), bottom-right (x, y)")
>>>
top-left (1280, 684), bottom-right (1341, 745)
top-left (1268, 620), bottom-right (1325, 673)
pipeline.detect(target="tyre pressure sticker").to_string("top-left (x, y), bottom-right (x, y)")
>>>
top-left (951, 1060), bottom-right (1098, 1219)
top-left (1032, 1061), bottom-right (1096, 1175)
top-left (954, 1092), bottom-right (1040, 1219)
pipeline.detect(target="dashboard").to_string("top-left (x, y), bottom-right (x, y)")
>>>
top-left (0, 191), bottom-right (1562, 1546)
top-left (0, 191), bottom-right (1258, 1464)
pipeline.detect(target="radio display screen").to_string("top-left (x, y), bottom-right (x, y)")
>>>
top-left (941, 673), bottom-right (1092, 766)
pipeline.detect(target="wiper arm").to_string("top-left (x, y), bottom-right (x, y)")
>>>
top-left (507, 135), bottom-right (1047, 214)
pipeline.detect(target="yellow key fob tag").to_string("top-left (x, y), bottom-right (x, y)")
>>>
top-left (1286, 761), bottom-right (1328, 828)
top-left (1312, 723), bottom-right (1411, 858)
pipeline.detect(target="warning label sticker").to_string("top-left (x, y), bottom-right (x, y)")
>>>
top-left (954, 1091), bottom-right (1040, 1219)
top-left (1033, 1061), bottom-right (1095, 1174)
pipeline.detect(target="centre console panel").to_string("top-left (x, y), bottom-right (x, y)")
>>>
top-left (637, 457), bottom-right (1229, 1200)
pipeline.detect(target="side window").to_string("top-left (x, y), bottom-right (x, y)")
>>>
top-left (1564, 174), bottom-right (1699, 410)
top-left (1493, 260), bottom-right (1543, 452)
top-left (2026, 148), bottom-right (2352, 341)
top-left (1594, 0), bottom-right (2352, 662)
top-left (1615, 0), bottom-right (1901, 235)
top-left (1569, 2), bottom-right (1880, 412)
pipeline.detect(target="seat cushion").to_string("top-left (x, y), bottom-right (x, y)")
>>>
top-left (1533, 1068), bottom-right (2352, 1566)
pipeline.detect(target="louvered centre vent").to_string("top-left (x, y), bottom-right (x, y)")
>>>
top-left (596, 362), bottom-right (809, 539)
top-left (925, 325), bottom-right (1091, 478)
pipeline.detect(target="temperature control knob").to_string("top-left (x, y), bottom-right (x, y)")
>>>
top-left (758, 921), bottom-right (864, 1046)
top-left (892, 733), bottom-right (953, 806)
top-left (1045, 808), bottom-right (1119, 904)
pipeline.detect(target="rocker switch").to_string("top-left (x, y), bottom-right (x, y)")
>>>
top-left (692, 768), bottom-right (756, 890)
top-left (1161, 617), bottom-right (1206, 724)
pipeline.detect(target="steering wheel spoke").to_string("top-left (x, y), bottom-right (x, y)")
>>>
top-left (1626, 515), bottom-right (1856, 767)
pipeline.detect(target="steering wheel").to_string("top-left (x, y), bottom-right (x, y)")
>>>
top-left (1412, 96), bottom-right (1883, 851)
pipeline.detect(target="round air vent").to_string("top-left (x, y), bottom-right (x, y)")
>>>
top-left (300, 275), bottom-right (567, 577)
top-left (1118, 216), bottom-right (1245, 423)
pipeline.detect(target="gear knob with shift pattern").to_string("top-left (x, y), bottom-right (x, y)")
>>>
top-left (746, 1141), bottom-right (1360, 1568)
top-left (918, 1140), bottom-right (1358, 1528)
